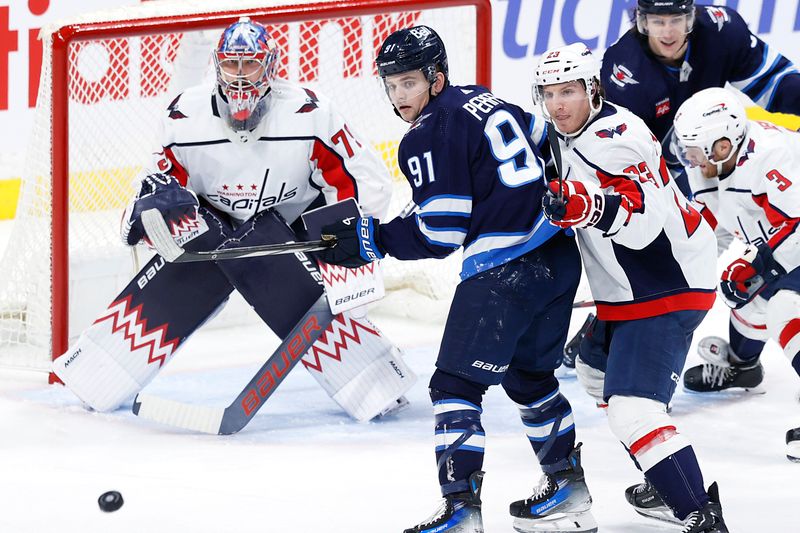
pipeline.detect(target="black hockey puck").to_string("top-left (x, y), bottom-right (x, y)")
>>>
top-left (98, 490), bottom-right (124, 512)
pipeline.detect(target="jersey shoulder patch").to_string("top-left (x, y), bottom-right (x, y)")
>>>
top-left (167, 94), bottom-right (188, 120)
top-left (701, 5), bottom-right (732, 32)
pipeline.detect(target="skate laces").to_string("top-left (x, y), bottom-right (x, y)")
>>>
top-left (681, 511), bottom-right (701, 532)
top-left (700, 363), bottom-right (731, 387)
top-left (632, 481), bottom-right (651, 495)
top-left (526, 473), bottom-right (556, 502)
top-left (417, 498), bottom-right (450, 527)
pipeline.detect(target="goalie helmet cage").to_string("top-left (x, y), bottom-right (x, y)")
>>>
top-left (0, 0), bottom-right (490, 379)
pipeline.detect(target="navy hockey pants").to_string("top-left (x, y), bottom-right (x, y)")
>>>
top-left (436, 230), bottom-right (582, 385)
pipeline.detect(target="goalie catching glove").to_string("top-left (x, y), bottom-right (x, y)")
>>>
top-left (121, 173), bottom-right (199, 246)
top-left (319, 216), bottom-right (384, 268)
top-left (542, 179), bottom-right (629, 233)
top-left (719, 244), bottom-right (785, 309)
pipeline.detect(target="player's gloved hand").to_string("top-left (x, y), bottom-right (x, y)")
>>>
top-left (121, 172), bottom-right (199, 246)
top-left (543, 179), bottom-right (610, 229)
top-left (719, 244), bottom-right (785, 309)
top-left (319, 216), bottom-right (385, 268)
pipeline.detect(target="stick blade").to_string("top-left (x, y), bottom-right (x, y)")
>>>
top-left (133, 393), bottom-right (225, 435)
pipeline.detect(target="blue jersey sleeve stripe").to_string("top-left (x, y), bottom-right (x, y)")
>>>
top-left (418, 194), bottom-right (473, 209)
top-left (731, 43), bottom-right (770, 90)
top-left (764, 69), bottom-right (800, 110)
top-left (460, 214), bottom-right (560, 279)
top-left (417, 210), bottom-right (471, 218)
top-left (416, 216), bottom-right (466, 248)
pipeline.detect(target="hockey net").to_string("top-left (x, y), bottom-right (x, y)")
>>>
top-left (0, 0), bottom-right (490, 372)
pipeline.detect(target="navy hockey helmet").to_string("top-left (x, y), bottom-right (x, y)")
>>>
top-left (376, 25), bottom-right (448, 84)
top-left (637, 0), bottom-right (694, 15)
top-left (637, 0), bottom-right (695, 35)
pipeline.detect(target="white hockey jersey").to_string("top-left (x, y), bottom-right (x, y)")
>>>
top-left (689, 119), bottom-right (800, 273)
top-left (557, 102), bottom-right (717, 321)
top-left (147, 78), bottom-right (392, 225)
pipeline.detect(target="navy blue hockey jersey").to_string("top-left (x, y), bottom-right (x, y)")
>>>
top-left (601, 5), bottom-right (800, 164)
top-left (379, 85), bottom-right (558, 280)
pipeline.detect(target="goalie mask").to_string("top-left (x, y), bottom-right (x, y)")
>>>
top-left (671, 87), bottom-right (747, 174)
top-left (532, 43), bottom-right (603, 137)
top-left (215, 17), bottom-right (279, 132)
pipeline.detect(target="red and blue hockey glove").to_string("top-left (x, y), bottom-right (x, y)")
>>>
top-left (543, 179), bottom-right (621, 231)
top-left (719, 244), bottom-right (785, 309)
top-left (121, 173), bottom-right (199, 246)
top-left (319, 216), bottom-right (385, 268)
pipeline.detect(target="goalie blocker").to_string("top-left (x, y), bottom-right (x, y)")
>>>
top-left (52, 201), bottom-right (415, 423)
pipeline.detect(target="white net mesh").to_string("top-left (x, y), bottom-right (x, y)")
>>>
top-left (0, 0), bottom-right (485, 370)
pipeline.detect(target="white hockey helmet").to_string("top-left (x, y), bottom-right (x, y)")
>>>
top-left (532, 43), bottom-right (602, 137)
top-left (672, 87), bottom-right (748, 171)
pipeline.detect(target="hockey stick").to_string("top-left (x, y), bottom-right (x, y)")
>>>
top-left (132, 294), bottom-right (334, 435)
top-left (546, 121), bottom-right (565, 202)
top-left (571, 299), bottom-right (595, 309)
top-left (141, 209), bottom-right (332, 263)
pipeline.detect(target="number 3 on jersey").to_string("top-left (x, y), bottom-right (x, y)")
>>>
top-left (484, 110), bottom-right (543, 187)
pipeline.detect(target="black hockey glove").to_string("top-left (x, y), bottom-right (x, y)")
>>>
top-left (319, 216), bottom-right (385, 268)
top-left (719, 244), bottom-right (785, 309)
top-left (121, 172), bottom-right (199, 246)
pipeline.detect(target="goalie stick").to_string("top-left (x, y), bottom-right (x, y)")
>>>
top-left (132, 293), bottom-right (334, 434)
top-left (141, 209), bottom-right (332, 263)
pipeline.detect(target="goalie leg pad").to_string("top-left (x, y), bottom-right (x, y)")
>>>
top-left (766, 290), bottom-right (800, 376)
top-left (302, 313), bottom-right (417, 421)
top-left (53, 248), bottom-right (234, 411)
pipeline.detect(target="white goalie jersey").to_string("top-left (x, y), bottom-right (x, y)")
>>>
top-left (558, 102), bottom-right (717, 321)
top-left (688, 120), bottom-right (800, 273)
top-left (148, 78), bottom-right (392, 224)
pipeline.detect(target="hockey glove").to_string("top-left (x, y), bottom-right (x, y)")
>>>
top-left (121, 173), bottom-right (199, 246)
top-left (719, 244), bottom-right (785, 309)
top-left (319, 216), bottom-right (385, 268)
top-left (542, 179), bottom-right (622, 231)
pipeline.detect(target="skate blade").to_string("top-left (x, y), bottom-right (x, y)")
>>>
top-left (682, 384), bottom-right (766, 395)
top-left (512, 511), bottom-right (598, 533)
top-left (632, 507), bottom-right (683, 526)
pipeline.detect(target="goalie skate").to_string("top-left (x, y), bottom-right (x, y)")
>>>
top-left (509, 444), bottom-right (597, 533)
top-left (683, 336), bottom-right (764, 393)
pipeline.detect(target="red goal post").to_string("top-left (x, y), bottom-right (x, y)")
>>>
top-left (0, 0), bottom-right (491, 377)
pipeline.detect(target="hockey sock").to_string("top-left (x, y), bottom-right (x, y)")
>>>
top-left (729, 320), bottom-right (766, 362)
top-left (644, 446), bottom-right (709, 521)
top-left (431, 389), bottom-right (485, 496)
top-left (517, 387), bottom-right (576, 471)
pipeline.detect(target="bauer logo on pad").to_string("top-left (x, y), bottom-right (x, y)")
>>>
top-left (301, 199), bottom-right (385, 314)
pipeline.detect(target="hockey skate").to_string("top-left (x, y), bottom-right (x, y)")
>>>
top-left (683, 336), bottom-right (764, 392)
top-left (680, 482), bottom-right (728, 533)
top-left (509, 444), bottom-right (597, 533)
top-left (404, 471), bottom-right (484, 533)
top-left (787, 427), bottom-right (800, 462)
top-left (563, 313), bottom-right (594, 369)
top-left (624, 479), bottom-right (681, 525)
top-left (377, 396), bottom-right (411, 419)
